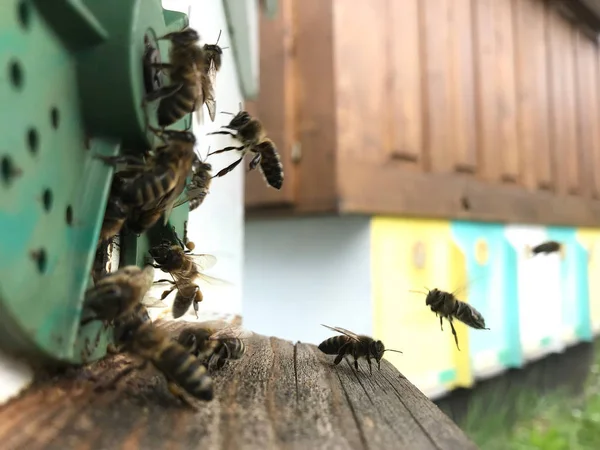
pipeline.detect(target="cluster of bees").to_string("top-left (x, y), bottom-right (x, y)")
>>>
top-left (77, 20), bottom-right (567, 406)
top-left (79, 23), bottom-right (281, 407)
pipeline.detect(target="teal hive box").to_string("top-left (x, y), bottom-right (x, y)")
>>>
top-left (0, 0), bottom-right (192, 365)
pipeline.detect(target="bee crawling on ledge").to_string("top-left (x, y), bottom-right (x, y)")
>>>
top-left (318, 325), bottom-right (402, 375)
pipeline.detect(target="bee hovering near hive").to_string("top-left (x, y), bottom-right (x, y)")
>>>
top-left (144, 26), bottom-right (226, 127)
top-left (411, 288), bottom-right (489, 351)
top-left (318, 325), bottom-right (402, 375)
top-left (149, 233), bottom-right (231, 319)
top-left (177, 324), bottom-right (252, 370)
top-left (99, 305), bottom-right (214, 407)
top-left (207, 109), bottom-right (284, 190)
top-left (529, 240), bottom-right (563, 257)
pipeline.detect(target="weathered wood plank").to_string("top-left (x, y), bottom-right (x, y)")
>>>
top-left (0, 324), bottom-right (478, 450)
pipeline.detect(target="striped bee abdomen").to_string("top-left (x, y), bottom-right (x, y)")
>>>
top-left (318, 335), bottom-right (350, 355)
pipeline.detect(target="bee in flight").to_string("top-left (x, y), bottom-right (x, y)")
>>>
top-left (144, 27), bottom-right (225, 127)
top-left (149, 235), bottom-right (231, 318)
top-left (207, 109), bottom-right (283, 190)
top-left (177, 325), bottom-right (252, 370)
top-left (411, 288), bottom-right (489, 351)
top-left (100, 305), bottom-right (214, 407)
top-left (318, 325), bottom-right (402, 374)
top-left (81, 265), bottom-right (155, 326)
top-left (529, 240), bottom-right (563, 257)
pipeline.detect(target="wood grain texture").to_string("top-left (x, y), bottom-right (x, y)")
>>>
top-left (0, 322), bottom-right (478, 450)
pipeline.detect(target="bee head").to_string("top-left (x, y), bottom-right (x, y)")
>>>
top-left (148, 241), bottom-right (173, 262)
top-left (227, 111), bottom-right (252, 129)
top-left (371, 340), bottom-right (386, 363)
top-left (161, 129), bottom-right (196, 144)
top-left (204, 44), bottom-right (223, 55)
top-left (424, 288), bottom-right (441, 306)
top-left (178, 329), bottom-right (198, 353)
top-left (171, 27), bottom-right (200, 45)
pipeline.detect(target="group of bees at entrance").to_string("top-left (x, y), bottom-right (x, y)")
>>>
top-left (79, 21), bottom-right (567, 408)
top-left (80, 23), bottom-right (282, 407)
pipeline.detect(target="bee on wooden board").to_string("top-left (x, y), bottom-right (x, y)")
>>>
top-left (207, 108), bottom-right (284, 190)
top-left (411, 288), bottom-right (489, 351)
top-left (81, 265), bottom-right (155, 326)
top-left (149, 235), bottom-right (231, 318)
top-left (177, 325), bottom-right (252, 370)
top-left (98, 128), bottom-right (198, 228)
top-left (100, 305), bottom-right (214, 407)
top-left (318, 325), bottom-right (403, 375)
top-left (529, 240), bottom-right (563, 257)
top-left (144, 27), bottom-right (226, 127)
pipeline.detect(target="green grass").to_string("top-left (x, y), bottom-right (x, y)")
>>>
top-left (460, 351), bottom-right (600, 449)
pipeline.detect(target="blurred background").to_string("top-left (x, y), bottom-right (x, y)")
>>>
top-left (3, 0), bottom-right (600, 448)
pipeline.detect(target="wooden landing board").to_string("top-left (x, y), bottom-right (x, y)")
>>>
top-left (0, 321), bottom-right (478, 450)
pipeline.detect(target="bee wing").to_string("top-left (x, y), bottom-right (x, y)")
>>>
top-left (172, 186), bottom-right (207, 209)
top-left (195, 272), bottom-right (233, 287)
top-left (188, 253), bottom-right (218, 271)
top-left (320, 324), bottom-right (361, 342)
top-left (208, 326), bottom-right (253, 341)
top-left (141, 296), bottom-right (168, 308)
top-left (194, 62), bottom-right (205, 126)
top-left (204, 59), bottom-right (217, 122)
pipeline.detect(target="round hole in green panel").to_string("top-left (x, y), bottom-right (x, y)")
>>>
top-left (66, 205), bottom-right (73, 225)
top-left (27, 128), bottom-right (39, 154)
top-left (17, 1), bottom-right (31, 30)
top-left (9, 60), bottom-right (24, 90)
top-left (42, 189), bottom-right (52, 211)
top-left (50, 107), bottom-right (60, 129)
top-left (33, 249), bottom-right (47, 273)
top-left (1, 157), bottom-right (15, 184)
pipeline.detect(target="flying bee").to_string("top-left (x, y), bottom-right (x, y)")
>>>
top-left (145, 28), bottom-right (226, 127)
top-left (318, 325), bottom-right (403, 375)
top-left (172, 151), bottom-right (212, 212)
top-left (207, 110), bottom-right (284, 189)
top-left (103, 306), bottom-right (214, 406)
top-left (81, 265), bottom-right (155, 326)
top-left (411, 288), bottom-right (490, 351)
top-left (149, 237), bottom-right (231, 318)
top-left (529, 240), bottom-right (563, 257)
top-left (177, 325), bottom-right (252, 370)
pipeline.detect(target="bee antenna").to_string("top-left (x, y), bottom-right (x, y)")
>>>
top-left (216, 29), bottom-right (222, 45)
top-left (221, 46), bottom-right (229, 50)
top-left (384, 349), bottom-right (403, 354)
top-left (220, 111), bottom-right (234, 116)
top-left (408, 290), bottom-right (426, 295)
top-left (238, 101), bottom-right (243, 112)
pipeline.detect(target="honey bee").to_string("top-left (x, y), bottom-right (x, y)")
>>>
top-left (318, 325), bottom-right (402, 374)
top-left (81, 265), bottom-right (155, 326)
top-left (172, 152), bottom-right (212, 212)
top-left (177, 325), bottom-right (252, 369)
top-left (412, 288), bottom-right (490, 351)
top-left (149, 237), bottom-right (230, 318)
top-left (145, 28), bottom-right (225, 127)
top-left (100, 129), bottom-right (198, 228)
top-left (105, 305), bottom-right (214, 405)
top-left (530, 240), bottom-right (563, 256)
top-left (99, 173), bottom-right (133, 243)
top-left (207, 110), bottom-right (284, 189)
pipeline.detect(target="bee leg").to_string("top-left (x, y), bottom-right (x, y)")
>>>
top-left (366, 356), bottom-right (373, 375)
top-left (206, 130), bottom-right (238, 138)
top-left (95, 361), bottom-right (148, 392)
top-left (144, 82), bottom-right (183, 102)
top-left (439, 315), bottom-right (444, 331)
top-left (247, 152), bottom-right (262, 172)
top-left (167, 382), bottom-right (197, 410)
top-left (213, 156), bottom-right (245, 179)
top-left (333, 343), bottom-right (350, 365)
top-left (207, 145), bottom-right (245, 156)
top-left (449, 319), bottom-right (460, 351)
top-left (80, 316), bottom-right (99, 326)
